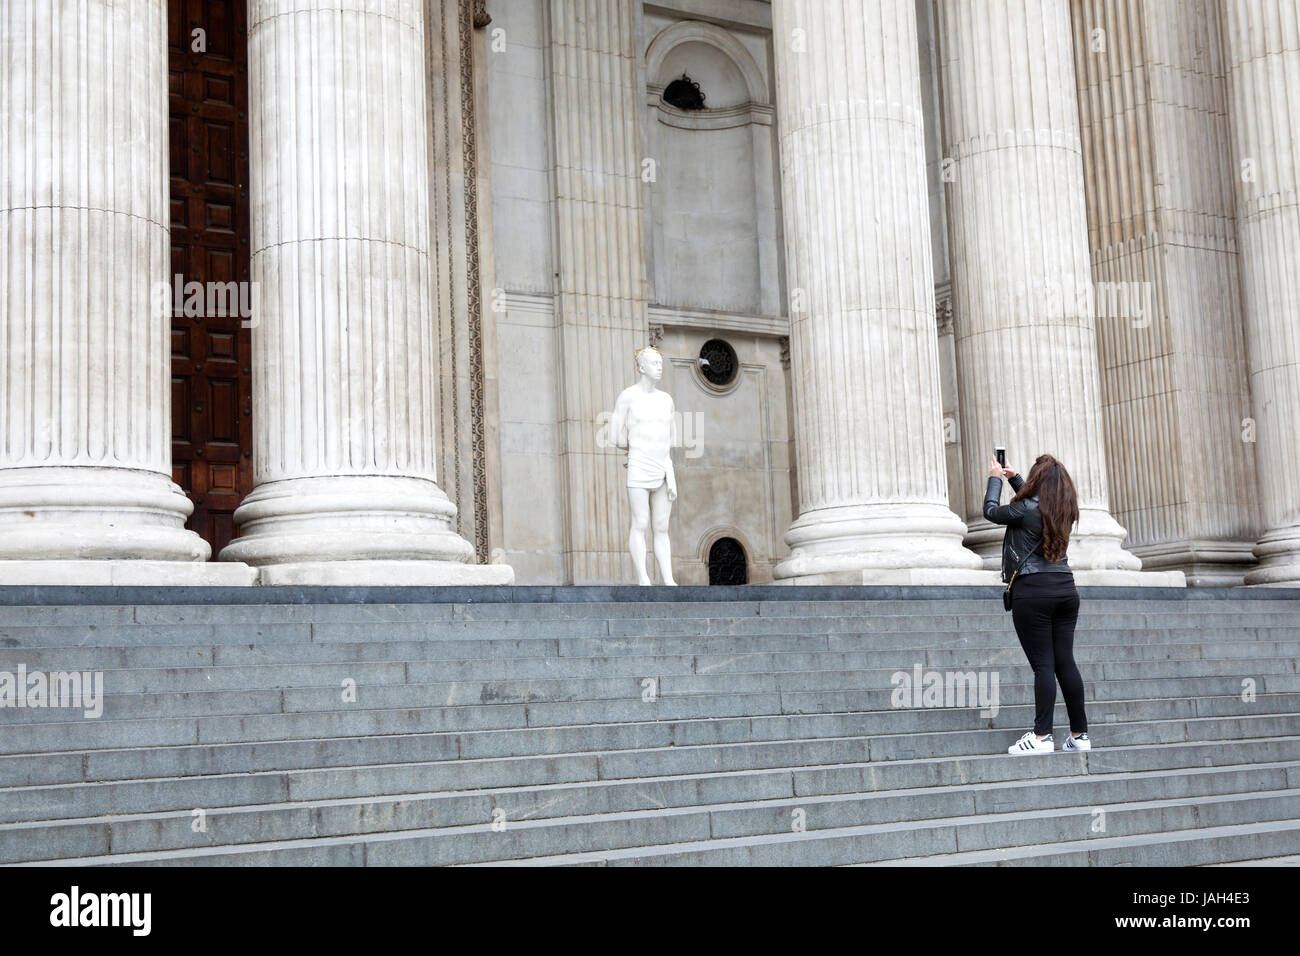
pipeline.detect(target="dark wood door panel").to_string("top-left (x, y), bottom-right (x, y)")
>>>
top-left (169, 0), bottom-right (252, 558)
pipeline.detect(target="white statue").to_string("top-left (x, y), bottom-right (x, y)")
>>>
top-left (610, 346), bottom-right (678, 586)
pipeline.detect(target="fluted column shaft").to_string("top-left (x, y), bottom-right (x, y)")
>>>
top-left (770, 0), bottom-right (983, 584)
top-left (1221, 0), bottom-right (1300, 585)
top-left (937, 0), bottom-right (1141, 572)
top-left (220, 0), bottom-right (510, 584)
top-left (0, 0), bottom-right (208, 561)
top-left (548, 0), bottom-right (649, 584)
top-left (1070, 0), bottom-right (1258, 585)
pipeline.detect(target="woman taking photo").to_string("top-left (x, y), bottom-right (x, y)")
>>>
top-left (984, 453), bottom-right (1091, 755)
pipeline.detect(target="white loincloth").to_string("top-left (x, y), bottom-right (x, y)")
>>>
top-left (627, 448), bottom-right (676, 497)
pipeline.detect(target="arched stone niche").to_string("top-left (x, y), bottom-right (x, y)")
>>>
top-left (643, 20), bottom-right (781, 317)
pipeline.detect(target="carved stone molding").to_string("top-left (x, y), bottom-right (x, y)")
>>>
top-left (648, 323), bottom-right (665, 348)
top-left (935, 296), bottom-right (954, 336)
top-left (460, 0), bottom-right (490, 564)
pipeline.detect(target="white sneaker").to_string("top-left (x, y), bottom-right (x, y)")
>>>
top-left (1062, 733), bottom-right (1092, 751)
top-left (1008, 732), bottom-right (1053, 755)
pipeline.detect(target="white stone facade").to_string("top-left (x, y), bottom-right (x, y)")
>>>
top-left (2, 0), bottom-right (1297, 587)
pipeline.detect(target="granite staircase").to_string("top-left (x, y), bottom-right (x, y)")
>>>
top-left (0, 587), bottom-right (1297, 866)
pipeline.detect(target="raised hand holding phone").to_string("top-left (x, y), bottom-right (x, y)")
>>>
top-left (989, 446), bottom-right (1016, 479)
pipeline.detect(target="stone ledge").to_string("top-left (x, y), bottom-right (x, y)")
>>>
top-left (0, 582), bottom-right (1298, 606)
top-left (772, 569), bottom-right (1003, 586)
top-left (0, 560), bottom-right (257, 588)
top-left (1070, 569), bottom-right (1187, 588)
top-left (249, 560), bottom-right (516, 587)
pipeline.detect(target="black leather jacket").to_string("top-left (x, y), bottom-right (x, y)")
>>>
top-left (984, 475), bottom-right (1072, 582)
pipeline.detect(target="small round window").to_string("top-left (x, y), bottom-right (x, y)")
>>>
top-left (698, 339), bottom-right (738, 388)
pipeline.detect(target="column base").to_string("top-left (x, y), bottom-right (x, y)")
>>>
top-left (249, 560), bottom-right (514, 587)
top-left (0, 560), bottom-right (256, 586)
top-left (772, 567), bottom-right (1001, 586)
top-left (0, 466), bottom-right (211, 562)
top-left (773, 501), bottom-right (985, 583)
top-left (1244, 525), bottom-right (1300, 586)
top-left (1071, 569), bottom-right (1186, 587)
top-left (966, 506), bottom-right (1144, 573)
top-left (1069, 508), bottom-right (1145, 571)
top-left (1130, 539), bottom-right (1258, 587)
top-left (219, 475), bottom-right (515, 584)
top-left (769, 567), bottom-right (1186, 586)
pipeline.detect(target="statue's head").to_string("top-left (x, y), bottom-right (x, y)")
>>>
top-left (634, 346), bottom-right (664, 382)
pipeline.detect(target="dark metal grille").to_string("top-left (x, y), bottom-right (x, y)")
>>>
top-left (708, 537), bottom-right (748, 586)
top-left (663, 74), bottom-right (706, 111)
top-left (699, 338), bottom-right (738, 387)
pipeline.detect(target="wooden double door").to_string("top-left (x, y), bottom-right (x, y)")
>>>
top-left (167, 0), bottom-right (252, 557)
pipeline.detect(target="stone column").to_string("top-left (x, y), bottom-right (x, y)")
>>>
top-left (919, 0), bottom-right (966, 525)
top-left (770, 0), bottom-right (987, 584)
top-left (219, 0), bottom-right (511, 585)
top-left (1221, 0), bottom-right (1300, 585)
top-left (1070, 0), bottom-right (1259, 585)
top-left (0, 0), bottom-right (241, 584)
top-left (547, 0), bottom-right (651, 583)
top-left (936, 0), bottom-right (1163, 582)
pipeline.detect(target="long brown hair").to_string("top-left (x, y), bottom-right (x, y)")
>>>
top-left (1011, 454), bottom-right (1079, 563)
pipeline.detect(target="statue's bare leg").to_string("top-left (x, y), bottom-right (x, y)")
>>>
top-left (650, 481), bottom-right (676, 586)
top-left (627, 487), bottom-right (652, 585)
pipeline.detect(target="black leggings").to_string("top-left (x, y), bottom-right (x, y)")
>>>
top-left (1010, 572), bottom-right (1087, 736)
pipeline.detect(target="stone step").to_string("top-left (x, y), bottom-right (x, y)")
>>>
top-left (777, 673), bottom-right (1300, 713)
top-left (371, 788), bottom-right (1300, 867)
top-left (9, 636), bottom-right (1299, 675)
top-left (801, 736), bottom-right (1300, 794)
top-left (4, 709), bottom-right (1297, 791)
top-left (1, 597), bottom-right (1297, 628)
top-left (3, 667), bottom-right (1293, 725)
top-left (858, 820), bottom-right (1300, 866)
top-left (474, 814), bottom-right (1300, 869)
top-left (5, 689), bottom-right (1291, 755)
top-left (3, 733), bottom-right (1297, 826)
top-left (4, 759), bottom-right (1290, 864)
top-left (2, 591), bottom-right (1293, 866)
top-left (4, 648), bottom-right (1290, 699)
top-left (2, 614), bottom-right (1297, 648)
top-left (4, 648), bottom-right (1294, 705)
top-left (1212, 854), bottom-right (1300, 866)
top-left (21, 788), bottom-right (1297, 867)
